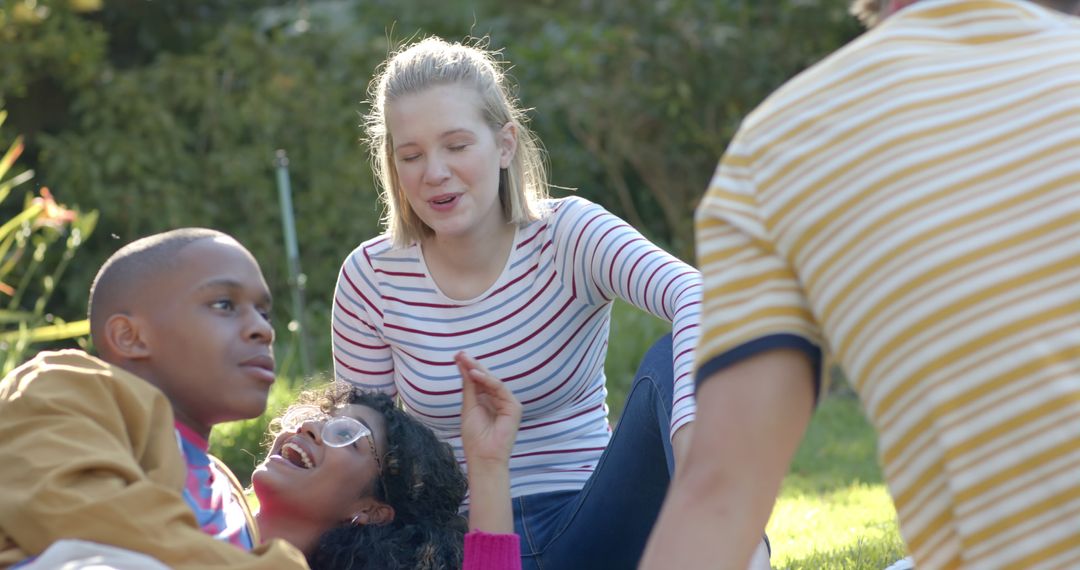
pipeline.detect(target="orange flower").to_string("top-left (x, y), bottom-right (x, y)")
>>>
top-left (32, 188), bottom-right (78, 229)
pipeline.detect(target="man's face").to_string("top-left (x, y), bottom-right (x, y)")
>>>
top-left (138, 237), bottom-right (275, 434)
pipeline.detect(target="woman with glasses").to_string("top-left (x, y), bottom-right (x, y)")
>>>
top-left (250, 352), bottom-right (522, 570)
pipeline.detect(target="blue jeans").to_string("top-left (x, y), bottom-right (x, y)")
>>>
top-left (513, 334), bottom-right (676, 570)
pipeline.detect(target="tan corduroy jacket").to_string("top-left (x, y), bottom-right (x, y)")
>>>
top-left (0, 350), bottom-right (308, 569)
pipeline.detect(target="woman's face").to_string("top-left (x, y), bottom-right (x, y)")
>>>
top-left (386, 83), bottom-right (516, 242)
top-left (252, 403), bottom-right (390, 527)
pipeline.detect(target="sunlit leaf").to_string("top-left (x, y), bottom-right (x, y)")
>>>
top-left (0, 319), bottom-right (90, 344)
top-left (0, 204), bottom-right (43, 243)
top-left (0, 310), bottom-right (35, 323)
top-left (0, 169), bottom-right (36, 206)
top-left (0, 136), bottom-right (25, 182)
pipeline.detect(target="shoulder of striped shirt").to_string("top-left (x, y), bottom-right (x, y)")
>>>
top-left (356, 234), bottom-right (397, 259)
top-left (546, 195), bottom-right (616, 231)
top-left (544, 194), bottom-right (594, 215)
top-left (346, 234), bottom-right (420, 272)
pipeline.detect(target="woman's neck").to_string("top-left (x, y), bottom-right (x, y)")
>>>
top-left (255, 509), bottom-right (324, 556)
top-left (422, 220), bottom-right (517, 300)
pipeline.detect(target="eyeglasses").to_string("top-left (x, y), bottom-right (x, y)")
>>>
top-left (280, 405), bottom-right (390, 500)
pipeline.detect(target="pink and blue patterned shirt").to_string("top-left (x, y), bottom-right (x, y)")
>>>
top-left (175, 422), bottom-right (255, 550)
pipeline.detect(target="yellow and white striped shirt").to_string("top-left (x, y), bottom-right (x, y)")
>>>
top-left (696, 1), bottom-right (1080, 567)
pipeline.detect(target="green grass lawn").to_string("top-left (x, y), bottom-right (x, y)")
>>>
top-left (768, 395), bottom-right (908, 569)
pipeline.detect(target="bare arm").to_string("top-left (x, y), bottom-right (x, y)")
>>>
top-left (456, 352), bottom-right (522, 534)
top-left (640, 348), bottom-right (815, 569)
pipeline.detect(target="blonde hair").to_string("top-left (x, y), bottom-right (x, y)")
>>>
top-left (364, 37), bottom-right (549, 248)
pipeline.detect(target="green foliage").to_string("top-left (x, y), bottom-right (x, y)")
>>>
top-left (0, 109), bottom-right (97, 374)
top-left (604, 299), bottom-right (671, 420)
top-left (2, 1), bottom-right (865, 371)
top-left (0, 0), bottom-right (107, 147)
top-left (0, 0), bottom-right (108, 99)
top-left (784, 393), bottom-right (884, 495)
top-left (35, 22), bottom-right (385, 358)
top-left (91, 0), bottom-right (293, 67)
top-left (518, 0), bottom-right (862, 257)
top-left (361, 0), bottom-right (863, 257)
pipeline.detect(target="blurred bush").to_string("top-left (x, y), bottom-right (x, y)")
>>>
top-left (35, 24), bottom-right (383, 360)
top-left (364, 0), bottom-right (863, 256)
top-left (1, 0), bottom-right (862, 373)
top-left (0, 108), bottom-right (97, 374)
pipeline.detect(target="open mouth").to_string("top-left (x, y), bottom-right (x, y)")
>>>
top-left (430, 194), bottom-right (458, 206)
top-left (280, 442), bottom-right (315, 469)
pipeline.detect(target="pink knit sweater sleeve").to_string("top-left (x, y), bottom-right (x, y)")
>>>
top-left (463, 531), bottom-right (520, 570)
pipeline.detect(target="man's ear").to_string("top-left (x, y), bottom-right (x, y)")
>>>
top-left (350, 501), bottom-right (396, 527)
top-left (102, 313), bottom-right (151, 360)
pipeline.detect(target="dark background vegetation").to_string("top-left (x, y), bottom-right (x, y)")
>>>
top-left (1, 0), bottom-right (862, 375)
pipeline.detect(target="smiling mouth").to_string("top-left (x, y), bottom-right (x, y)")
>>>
top-left (281, 442), bottom-right (314, 469)
top-left (431, 195), bottom-right (457, 205)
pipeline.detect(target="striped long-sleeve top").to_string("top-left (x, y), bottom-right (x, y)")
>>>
top-left (333, 196), bottom-right (700, 499)
top-left (696, 1), bottom-right (1080, 568)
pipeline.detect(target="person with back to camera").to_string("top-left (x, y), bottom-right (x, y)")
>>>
top-left (641, 0), bottom-right (1080, 568)
top-left (331, 36), bottom-right (771, 569)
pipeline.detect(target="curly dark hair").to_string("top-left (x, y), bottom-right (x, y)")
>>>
top-left (295, 385), bottom-right (468, 570)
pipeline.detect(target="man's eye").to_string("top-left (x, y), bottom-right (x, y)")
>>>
top-left (211, 299), bottom-right (235, 311)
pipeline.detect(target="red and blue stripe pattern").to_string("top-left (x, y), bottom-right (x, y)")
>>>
top-left (333, 197), bottom-right (701, 500)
